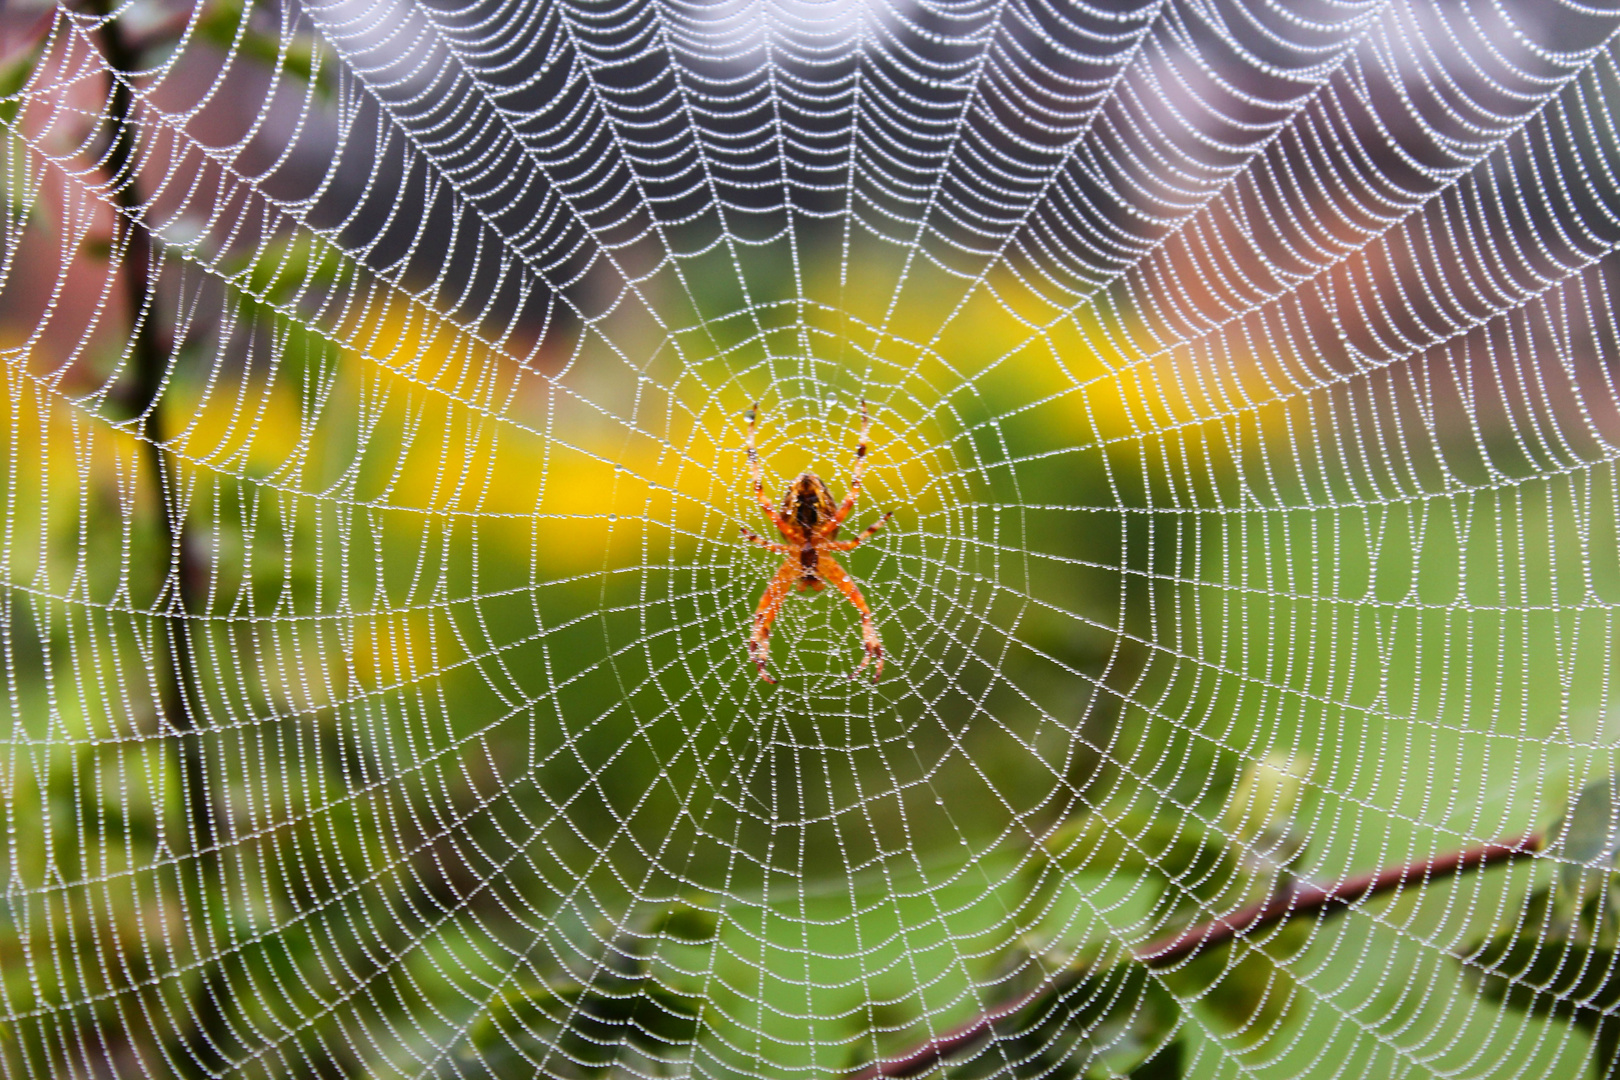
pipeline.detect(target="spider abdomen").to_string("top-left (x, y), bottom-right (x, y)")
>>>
top-left (785, 473), bottom-right (837, 533)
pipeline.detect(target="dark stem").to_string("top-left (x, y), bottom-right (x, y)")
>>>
top-left (91, 3), bottom-right (229, 1074)
top-left (851, 832), bottom-right (1543, 1080)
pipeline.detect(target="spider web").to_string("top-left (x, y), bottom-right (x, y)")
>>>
top-left (2, 0), bottom-right (1620, 1076)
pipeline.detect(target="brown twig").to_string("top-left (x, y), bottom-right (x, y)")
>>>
top-left (851, 832), bottom-right (1543, 1080)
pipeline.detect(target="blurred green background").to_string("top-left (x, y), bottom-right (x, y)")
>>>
top-left (3, 4), bottom-right (1620, 1079)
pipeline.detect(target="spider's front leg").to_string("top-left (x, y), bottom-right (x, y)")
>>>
top-left (748, 559), bottom-right (800, 684)
top-left (740, 526), bottom-right (789, 554)
top-left (818, 556), bottom-right (883, 683)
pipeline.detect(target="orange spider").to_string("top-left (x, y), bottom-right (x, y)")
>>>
top-left (741, 402), bottom-right (892, 684)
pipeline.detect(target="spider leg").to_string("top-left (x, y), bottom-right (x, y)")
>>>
top-left (833, 399), bottom-right (872, 525)
top-left (740, 526), bottom-right (789, 554)
top-left (818, 556), bottom-right (883, 683)
top-left (747, 558), bottom-right (800, 684)
top-left (746, 404), bottom-right (791, 532)
top-left (829, 510), bottom-right (892, 552)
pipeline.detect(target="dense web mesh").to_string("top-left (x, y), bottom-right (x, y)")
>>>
top-left (4, 0), bottom-right (1620, 1076)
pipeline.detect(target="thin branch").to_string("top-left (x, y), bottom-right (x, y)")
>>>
top-left (90, 3), bottom-right (227, 1074)
top-left (91, 0), bottom-right (218, 863)
top-left (851, 832), bottom-right (1543, 1080)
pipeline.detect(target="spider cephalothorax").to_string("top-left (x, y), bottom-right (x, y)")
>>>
top-left (741, 403), bottom-right (891, 683)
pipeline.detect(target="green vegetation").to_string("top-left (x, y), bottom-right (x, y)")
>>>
top-left (0, 8), bottom-right (1615, 1078)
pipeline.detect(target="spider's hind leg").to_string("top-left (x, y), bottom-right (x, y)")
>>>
top-left (746, 404), bottom-right (788, 529)
top-left (834, 400), bottom-right (873, 525)
top-left (830, 510), bottom-right (892, 552)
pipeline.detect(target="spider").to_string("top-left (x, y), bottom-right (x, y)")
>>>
top-left (741, 401), bottom-right (892, 684)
